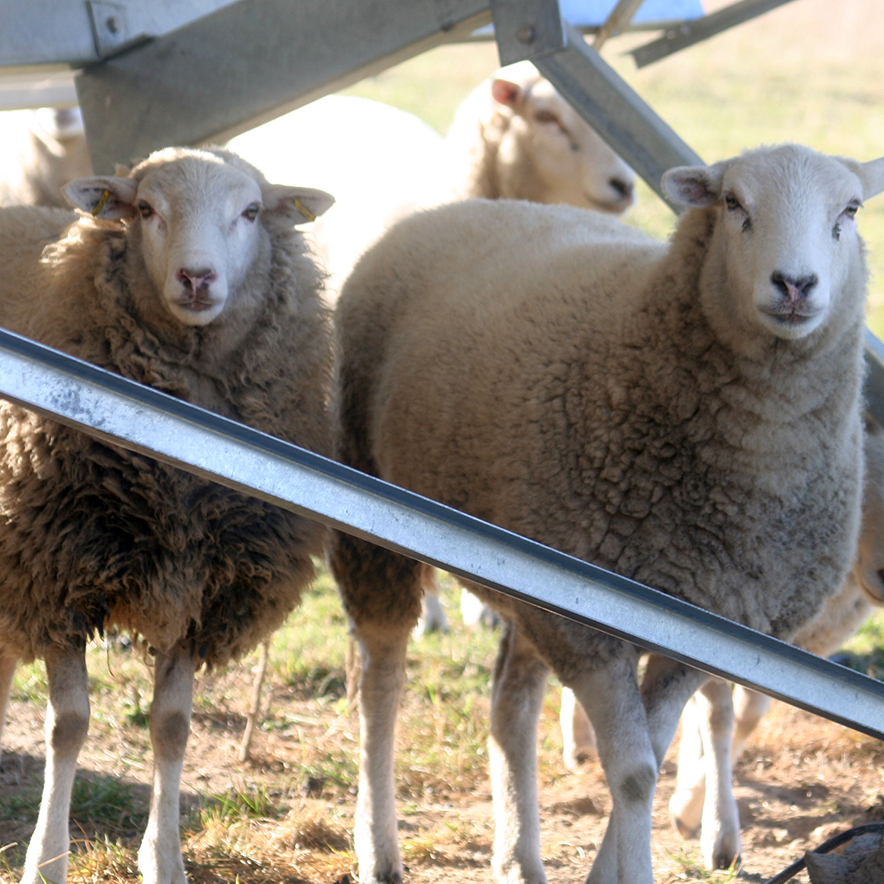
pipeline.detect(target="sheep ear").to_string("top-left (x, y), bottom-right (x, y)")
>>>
top-left (491, 78), bottom-right (522, 109)
top-left (263, 185), bottom-right (335, 225)
top-left (856, 157), bottom-right (884, 201)
top-left (62, 176), bottom-right (138, 219)
top-left (662, 164), bottom-right (726, 207)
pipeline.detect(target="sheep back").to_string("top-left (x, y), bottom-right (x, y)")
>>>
top-left (0, 205), bottom-right (332, 666)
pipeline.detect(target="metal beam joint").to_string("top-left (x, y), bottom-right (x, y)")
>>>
top-left (490, 0), bottom-right (567, 65)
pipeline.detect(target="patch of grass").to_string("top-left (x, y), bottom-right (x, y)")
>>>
top-left (841, 610), bottom-right (884, 679)
top-left (68, 775), bottom-right (149, 835)
top-left (197, 782), bottom-right (281, 828)
top-left (666, 845), bottom-right (741, 882)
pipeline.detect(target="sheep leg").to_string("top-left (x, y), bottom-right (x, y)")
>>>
top-left (668, 693), bottom-right (707, 838)
top-left (732, 684), bottom-right (770, 759)
top-left (21, 646), bottom-right (90, 884)
top-left (354, 623), bottom-right (412, 884)
top-left (694, 678), bottom-right (741, 870)
top-left (137, 646), bottom-right (194, 884)
top-left (560, 686), bottom-right (597, 771)
top-left (0, 651), bottom-right (17, 761)
top-left (414, 564), bottom-right (448, 636)
top-left (570, 656), bottom-right (655, 884)
top-left (489, 619), bottom-right (549, 884)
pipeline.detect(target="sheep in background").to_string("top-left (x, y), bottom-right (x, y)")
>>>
top-left (0, 108), bottom-right (92, 208)
top-left (433, 60), bottom-right (635, 212)
top-left (331, 144), bottom-right (884, 884)
top-left (665, 422), bottom-right (884, 870)
top-left (0, 146), bottom-right (333, 884)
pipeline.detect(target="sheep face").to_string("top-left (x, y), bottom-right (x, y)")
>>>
top-left (664, 145), bottom-right (884, 343)
top-left (491, 74), bottom-right (636, 213)
top-left (63, 148), bottom-right (333, 328)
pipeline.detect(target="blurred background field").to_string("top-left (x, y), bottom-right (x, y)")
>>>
top-left (3, 2), bottom-right (884, 881)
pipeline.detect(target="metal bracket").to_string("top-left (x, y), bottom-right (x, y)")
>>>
top-left (631, 0), bottom-right (799, 68)
top-left (489, 0), bottom-right (567, 66)
top-left (87, 1), bottom-right (131, 58)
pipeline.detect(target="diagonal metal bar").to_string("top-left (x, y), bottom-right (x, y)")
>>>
top-left (535, 24), bottom-right (703, 207)
top-left (593, 0), bottom-right (647, 50)
top-left (631, 0), bottom-right (799, 68)
top-left (1, 325), bottom-right (882, 739)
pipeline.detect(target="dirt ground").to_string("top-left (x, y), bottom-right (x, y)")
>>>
top-left (2, 663), bottom-right (883, 884)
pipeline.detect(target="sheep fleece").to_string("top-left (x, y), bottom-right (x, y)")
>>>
top-left (335, 199), bottom-right (864, 671)
top-left (0, 206), bottom-right (332, 666)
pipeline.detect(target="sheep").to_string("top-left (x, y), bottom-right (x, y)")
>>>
top-left (665, 422), bottom-right (884, 870)
top-left (0, 108), bottom-right (92, 208)
top-left (0, 145), bottom-right (334, 884)
top-left (431, 60), bottom-right (635, 212)
top-left (330, 143), bottom-right (884, 884)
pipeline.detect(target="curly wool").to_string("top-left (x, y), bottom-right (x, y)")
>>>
top-left (0, 206), bottom-right (332, 667)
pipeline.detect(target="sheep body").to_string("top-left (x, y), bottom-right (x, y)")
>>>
top-left (332, 144), bottom-right (882, 883)
top-left (0, 146), bottom-right (334, 884)
top-left (0, 109), bottom-right (92, 208)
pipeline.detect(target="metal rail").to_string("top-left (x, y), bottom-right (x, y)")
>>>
top-left (1, 326), bottom-right (882, 740)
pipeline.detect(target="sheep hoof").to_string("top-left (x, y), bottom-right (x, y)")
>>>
top-left (669, 807), bottom-right (699, 841)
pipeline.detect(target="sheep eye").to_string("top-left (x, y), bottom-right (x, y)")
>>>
top-left (137, 201), bottom-right (154, 219)
top-left (724, 195), bottom-right (742, 211)
top-left (242, 203), bottom-right (260, 222)
top-left (844, 202), bottom-right (861, 219)
top-left (534, 110), bottom-right (559, 125)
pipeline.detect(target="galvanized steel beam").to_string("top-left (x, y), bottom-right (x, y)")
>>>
top-left (490, 0), bottom-right (566, 66)
top-left (75, 0), bottom-right (493, 172)
top-left (631, 0), bottom-right (800, 68)
top-left (1, 325), bottom-right (883, 740)
top-left (0, 0), bottom-right (237, 67)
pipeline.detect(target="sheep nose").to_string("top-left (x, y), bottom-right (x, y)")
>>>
top-left (177, 267), bottom-right (217, 291)
top-left (609, 177), bottom-right (634, 200)
top-left (771, 271), bottom-right (818, 303)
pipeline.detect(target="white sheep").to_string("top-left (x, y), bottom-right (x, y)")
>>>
top-left (331, 143), bottom-right (884, 884)
top-left (0, 108), bottom-right (92, 208)
top-left (665, 422), bottom-right (884, 870)
top-left (0, 146), bottom-right (334, 884)
top-left (432, 60), bottom-right (635, 212)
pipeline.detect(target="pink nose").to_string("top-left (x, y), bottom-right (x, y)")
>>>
top-left (177, 267), bottom-right (217, 291)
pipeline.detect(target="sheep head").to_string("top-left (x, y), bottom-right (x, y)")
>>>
top-left (490, 64), bottom-right (635, 213)
top-left (663, 144), bottom-right (884, 344)
top-left (63, 147), bottom-right (333, 328)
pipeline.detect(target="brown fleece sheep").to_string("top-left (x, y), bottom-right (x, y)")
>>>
top-left (0, 146), bottom-right (333, 884)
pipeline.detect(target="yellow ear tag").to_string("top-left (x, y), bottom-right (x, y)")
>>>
top-left (294, 198), bottom-right (316, 223)
top-left (92, 189), bottom-right (111, 217)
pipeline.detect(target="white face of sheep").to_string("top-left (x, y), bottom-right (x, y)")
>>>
top-left (663, 145), bottom-right (884, 341)
top-left (492, 74), bottom-right (636, 213)
top-left (63, 151), bottom-right (333, 327)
